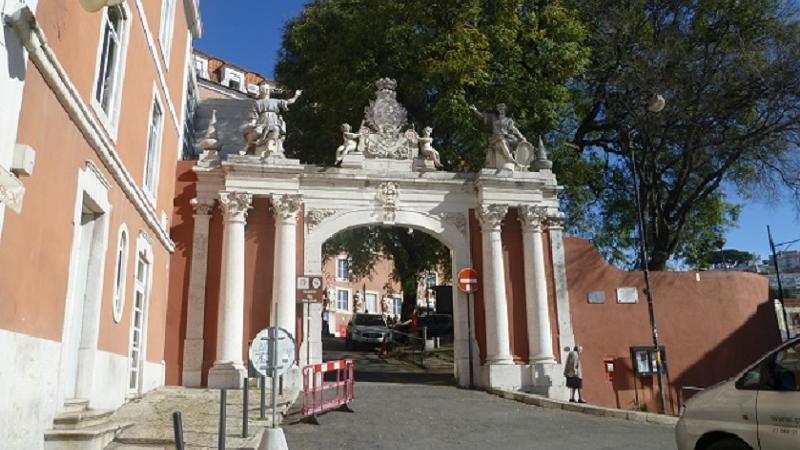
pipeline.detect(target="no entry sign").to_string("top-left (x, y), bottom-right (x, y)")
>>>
top-left (457, 268), bottom-right (480, 293)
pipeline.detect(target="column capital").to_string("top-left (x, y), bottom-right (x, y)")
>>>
top-left (547, 212), bottom-right (566, 230)
top-left (190, 198), bottom-right (215, 216)
top-left (518, 205), bottom-right (548, 232)
top-left (271, 193), bottom-right (303, 224)
top-left (477, 204), bottom-right (508, 232)
top-left (219, 191), bottom-right (252, 222)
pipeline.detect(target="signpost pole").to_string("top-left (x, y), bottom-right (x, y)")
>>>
top-left (270, 302), bottom-right (279, 429)
top-left (457, 268), bottom-right (479, 390)
top-left (466, 291), bottom-right (474, 389)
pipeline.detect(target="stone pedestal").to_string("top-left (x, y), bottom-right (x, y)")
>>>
top-left (481, 364), bottom-right (525, 390)
top-left (527, 362), bottom-right (568, 400)
top-left (340, 152), bottom-right (365, 169)
top-left (413, 158), bottom-right (437, 172)
top-left (208, 362), bottom-right (246, 389)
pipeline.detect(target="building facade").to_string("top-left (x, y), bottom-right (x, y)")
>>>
top-left (0, 1), bottom-right (200, 447)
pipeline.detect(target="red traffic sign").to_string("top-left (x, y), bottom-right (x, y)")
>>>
top-left (457, 268), bottom-right (480, 293)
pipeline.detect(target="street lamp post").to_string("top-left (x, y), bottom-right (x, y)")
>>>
top-left (624, 93), bottom-right (668, 414)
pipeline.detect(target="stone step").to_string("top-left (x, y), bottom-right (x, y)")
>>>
top-left (53, 408), bottom-right (115, 430)
top-left (43, 421), bottom-right (132, 449)
top-left (63, 398), bottom-right (90, 414)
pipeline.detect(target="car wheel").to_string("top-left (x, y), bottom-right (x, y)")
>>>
top-left (705, 437), bottom-right (751, 450)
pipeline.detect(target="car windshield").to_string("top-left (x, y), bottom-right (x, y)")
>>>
top-left (355, 315), bottom-right (385, 326)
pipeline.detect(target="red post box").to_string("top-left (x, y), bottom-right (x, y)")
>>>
top-left (603, 355), bottom-right (615, 382)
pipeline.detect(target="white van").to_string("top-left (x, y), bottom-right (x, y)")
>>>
top-left (675, 337), bottom-right (799, 450)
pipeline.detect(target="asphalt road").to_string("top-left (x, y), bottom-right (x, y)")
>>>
top-left (283, 338), bottom-right (676, 450)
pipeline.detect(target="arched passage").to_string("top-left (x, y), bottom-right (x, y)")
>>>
top-left (303, 208), bottom-right (477, 387)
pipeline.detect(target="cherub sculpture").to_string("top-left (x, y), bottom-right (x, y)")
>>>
top-left (418, 126), bottom-right (442, 168)
top-left (335, 123), bottom-right (360, 164)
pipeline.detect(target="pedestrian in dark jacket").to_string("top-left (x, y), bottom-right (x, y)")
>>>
top-left (564, 345), bottom-right (586, 403)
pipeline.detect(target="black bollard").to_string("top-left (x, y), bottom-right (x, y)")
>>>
top-left (218, 389), bottom-right (226, 450)
top-left (242, 377), bottom-right (249, 438)
top-left (260, 374), bottom-right (266, 419)
top-left (172, 411), bottom-right (185, 450)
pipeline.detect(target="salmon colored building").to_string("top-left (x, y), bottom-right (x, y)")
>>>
top-left (0, 5), bottom-right (787, 447)
top-left (0, 1), bottom-right (200, 448)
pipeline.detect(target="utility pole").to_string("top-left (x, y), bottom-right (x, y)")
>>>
top-left (625, 127), bottom-right (668, 415)
top-left (768, 225), bottom-right (791, 340)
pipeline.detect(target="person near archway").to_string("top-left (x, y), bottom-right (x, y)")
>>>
top-left (564, 345), bottom-right (586, 403)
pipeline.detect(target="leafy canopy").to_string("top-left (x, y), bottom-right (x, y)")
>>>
top-left (275, 0), bottom-right (588, 170)
top-left (566, 0), bottom-right (800, 269)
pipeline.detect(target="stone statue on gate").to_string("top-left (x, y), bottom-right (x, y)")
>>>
top-left (241, 84), bottom-right (302, 157)
top-left (469, 103), bottom-right (534, 171)
top-left (335, 123), bottom-right (360, 164)
top-left (418, 126), bottom-right (442, 168)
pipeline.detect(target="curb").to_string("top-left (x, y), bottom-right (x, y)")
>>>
top-left (487, 388), bottom-right (678, 427)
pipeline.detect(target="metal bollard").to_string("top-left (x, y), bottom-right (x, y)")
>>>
top-left (242, 377), bottom-right (249, 438)
top-left (218, 389), bottom-right (226, 450)
top-left (260, 374), bottom-right (266, 419)
top-left (172, 411), bottom-right (185, 450)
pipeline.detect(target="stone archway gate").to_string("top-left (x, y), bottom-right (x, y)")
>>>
top-left (182, 79), bottom-right (576, 395)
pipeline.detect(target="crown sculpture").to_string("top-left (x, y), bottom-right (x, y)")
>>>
top-left (336, 78), bottom-right (441, 171)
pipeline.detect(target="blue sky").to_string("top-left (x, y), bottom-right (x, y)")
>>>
top-left (194, 1), bottom-right (799, 261)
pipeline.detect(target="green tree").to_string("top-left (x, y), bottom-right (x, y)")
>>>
top-left (566, 0), bottom-right (800, 270)
top-left (703, 249), bottom-right (759, 269)
top-left (277, 0), bottom-right (588, 287)
top-left (275, 0), bottom-right (588, 170)
top-left (324, 227), bottom-right (451, 318)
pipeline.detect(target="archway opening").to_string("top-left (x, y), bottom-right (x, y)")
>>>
top-left (319, 225), bottom-right (455, 385)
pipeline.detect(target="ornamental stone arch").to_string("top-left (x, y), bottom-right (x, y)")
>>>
top-left (181, 79), bottom-right (576, 396)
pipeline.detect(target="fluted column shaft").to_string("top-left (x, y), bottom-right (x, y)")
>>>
top-left (271, 194), bottom-right (303, 339)
top-left (182, 199), bottom-right (214, 386)
top-left (519, 206), bottom-right (555, 363)
top-left (217, 192), bottom-right (251, 363)
top-left (478, 204), bottom-right (513, 364)
top-left (208, 192), bottom-right (252, 388)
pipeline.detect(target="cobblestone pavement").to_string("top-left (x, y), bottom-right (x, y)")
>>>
top-left (283, 338), bottom-right (676, 450)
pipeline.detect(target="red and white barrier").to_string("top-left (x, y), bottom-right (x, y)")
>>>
top-left (302, 359), bottom-right (355, 420)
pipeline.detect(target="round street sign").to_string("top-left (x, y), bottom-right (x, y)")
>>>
top-left (457, 268), bottom-right (480, 293)
top-left (249, 327), bottom-right (296, 377)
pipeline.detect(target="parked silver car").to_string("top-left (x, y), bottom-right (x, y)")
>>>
top-left (676, 336), bottom-right (799, 450)
top-left (346, 314), bottom-right (389, 349)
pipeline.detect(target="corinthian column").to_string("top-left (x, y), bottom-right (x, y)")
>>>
top-left (518, 205), bottom-right (555, 363)
top-left (478, 204), bottom-right (513, 364)
top-left (182, 198), bottom-right (214, 387)
top-left (208, 191), bottom-right (252, 389)
top-left (271, 194), bottom-right (303, 339)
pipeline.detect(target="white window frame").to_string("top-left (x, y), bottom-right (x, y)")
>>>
top-left (158, 0), bottom-right (177, 65)
top-left (112, 223), bottom-right (129, 323)
top-left (365, 291), bottom-right (379, 314)
top-left (128, 232), bottom-right (154, 395)
top-left (193, 55), bottom-right (208, 79)
top-left (335, 256), bottom-right (349, 282)
top-left (90, 3), bottom-right (132, 141)
top-left (336, 288), bottom-right (351, 312)
top-left (222, 67), bottom-right (244, 92)
top-left (142, 87), bottom-right (164, 203)
top-left (392, 296), bottom-right (403, 317)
